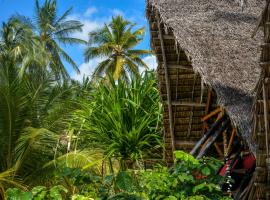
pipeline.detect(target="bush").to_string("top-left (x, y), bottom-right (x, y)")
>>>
top-left (6, 151), bottom-right (232, 200)
top-left (137, 151), bottom-right (231, 199)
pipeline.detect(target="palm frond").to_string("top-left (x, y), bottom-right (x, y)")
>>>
top-left (56, 37), bottom-right (87, 45)
top-left (84, 46), bottom-right (111, 62)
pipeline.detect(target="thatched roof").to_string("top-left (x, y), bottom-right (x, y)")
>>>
top-left (147, 0), bottom-right (265, 154)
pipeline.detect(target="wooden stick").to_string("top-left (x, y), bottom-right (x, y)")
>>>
top-left (205, 89), bottom-right (212, 114)
top-left (187, 74), bottom-right (198, 137)
top-left (202, 123), bottom-right (223, 157)
top-left (214, 143), bottom-right (224, 157)
top-left (201, 136), bottom-right (211, 150)
top-left (190, 115), bottom-right (227, 155)
top-left (223, 129), bottom-right (228, 157)
top-left (262, 83), bottom-right (269, 157)
top-left (227, 128), bottom-right (236, 155)
top-left (248, 184), bottom-right (255, 200)
top-left (169, 101), bottom-right (206, 107)
top-left (197, 119), bottom-right (230, 159)
top-left (240, 183), bottom-right (252, 200)
top-left (201, 107), bottom-right (222, 122)
top-left (157, 14), bottom-right (176, 157)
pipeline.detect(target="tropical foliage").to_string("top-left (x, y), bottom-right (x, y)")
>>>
top-left (84, 16), bottom-right (152, 81)
top-left (0, 0), bottom-right (231, 199)
top-left (73, 72), bottom-right (163, 170)
top-left (6, 151), bottom-right (232, 200)
top-left (15, 0), bottom-right (85, 79)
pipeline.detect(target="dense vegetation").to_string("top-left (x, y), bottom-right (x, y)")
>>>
top-left (0, 0), bottom-right (231, 199)
top-left (5, 151), bottom-right (231, 200)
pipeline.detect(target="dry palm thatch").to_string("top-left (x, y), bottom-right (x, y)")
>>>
top-left (147, 0), bottom-right (265, 155)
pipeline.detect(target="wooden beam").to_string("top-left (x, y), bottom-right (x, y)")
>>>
top-left (156, 53), bottom-right (180, 56)
top-left (151, 33), bottom-right (174, 40)
top-left (190, 114), bottom-right (227, 155)
top-left (261, 43), bottom-right (270, 47)
top-left (227, 128), bottom-right (236, 155)
top-left (205, 89), bottom-right (212, 114)
top-left (214, 143), bottom-right (224, 157)
top-left (157, 14), bottom-right (176, 157)
top-left (201, 107), bottom-right (223, 122)
top-left (262, 83), bottom-right (269, 157)
top-left (197, 119), bottom-right (230, 159)
top-left (167, 101), bottom-right (206, 107)
top-left (260, 61), bottom-right (270, 67)
top-left (167, 64), bottom-right (193, 70)
top-left (223, 129), bottom-right (228, 157)
top-left (257, 85), bottom-right (269, 196)
top-left (187, 74), bottom-right (198, 137)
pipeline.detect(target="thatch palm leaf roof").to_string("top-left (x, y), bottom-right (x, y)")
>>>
top-left (147, 0), bottom-right (265, 154)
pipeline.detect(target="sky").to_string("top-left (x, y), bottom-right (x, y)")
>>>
top-left (0, 0), bottom-right (157, 81)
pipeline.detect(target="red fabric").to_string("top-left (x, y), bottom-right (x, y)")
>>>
top-left (219, 159), bottom-right (238, 176)
top-left (242, 154), bottom-right (256, 170)
top-left (219, 154), bottom-right (256, 176)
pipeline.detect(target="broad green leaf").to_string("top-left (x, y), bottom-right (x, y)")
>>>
top-left (201, 167), bottom-right (211, 176)
top-left (115, 171), bottom-right (133, 192)
top-left (164, 196), bottom-right (177, 200)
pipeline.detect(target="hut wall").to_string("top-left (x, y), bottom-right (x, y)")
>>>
top-left (148, 11), bottom-right (212, 164)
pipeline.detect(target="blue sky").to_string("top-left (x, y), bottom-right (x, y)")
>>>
top-left (0, 0), bottom-right (157, 80)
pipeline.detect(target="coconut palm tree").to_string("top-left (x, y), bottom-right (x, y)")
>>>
top-left (84, 15), bottom-right (152, 81)
top-left (0, 18), bottom-right (85, 182)
top-left (17, 0), bottom-right (86, 80)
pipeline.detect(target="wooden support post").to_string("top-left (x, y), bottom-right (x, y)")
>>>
top-left (223, 129), bottom-right (228, 157)
top-left (263, 83), bottom-right (269, 157)
top-left (263, 82), bottom-right (270, 200)
top-left (205, 89), bottom-right (212, 115)
top-left (227, 128), bottom-right (236, 155)
top-left (157, 14), bottom-right (176, 157)
top-left (187, 74), bottom-right (198, 137)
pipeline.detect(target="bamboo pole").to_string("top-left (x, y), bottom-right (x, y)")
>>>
top-left (214, 143), bottom-right (224, 157)
top-left (197, 119), bottom-right (230, 159)
top-left (223, 129), bottom-right (228, 157)
top-left (157, 14), bottom-right (176, 157)
top-left (201, 107), bottom-right (222, 122)
top-left (263, 73), bottom-right (270, 200)
top-left (205, 89), bottom-right (212, 115)
top-left (262, 83), bottom-right (269, 157)
top-left (190, 114), bottom-right (226, 155)
top-left (187, 74), bottom-right (198, 137)
top-left (227, 128), bottom-right (236, 155)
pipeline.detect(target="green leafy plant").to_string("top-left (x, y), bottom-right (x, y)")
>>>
top-left (138, 151), bottom-right (232, 200)
top-left (75, 71), bottom-right (163, 170)
top-left (6, 185), bottom-right (68, 200)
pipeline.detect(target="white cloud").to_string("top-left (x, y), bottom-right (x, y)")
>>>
top-left (69, 15), bottom-right (102, 41)
top-left (70, 6), bottom-right (156, 81)
top-left (73, 55), bottom-right (157, 81)
top-left (110, 9), bottom-right (124, 17)
top-left (84, 7), bottom-right (97, 17)
top-left (142, 55), bottom-right (157, 70)
top-left (72, 58), bottom-right (103, 81)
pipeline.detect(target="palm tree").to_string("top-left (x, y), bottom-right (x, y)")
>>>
top-left (0, 19), bottom-right (85, 183)
top-left (84, 15), bottom-right (152, 81)
top-left (17, 0), bottom-right (86, 80)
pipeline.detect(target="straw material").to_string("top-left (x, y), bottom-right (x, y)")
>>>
top-left (148, 0), bottom-right (265, 154)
